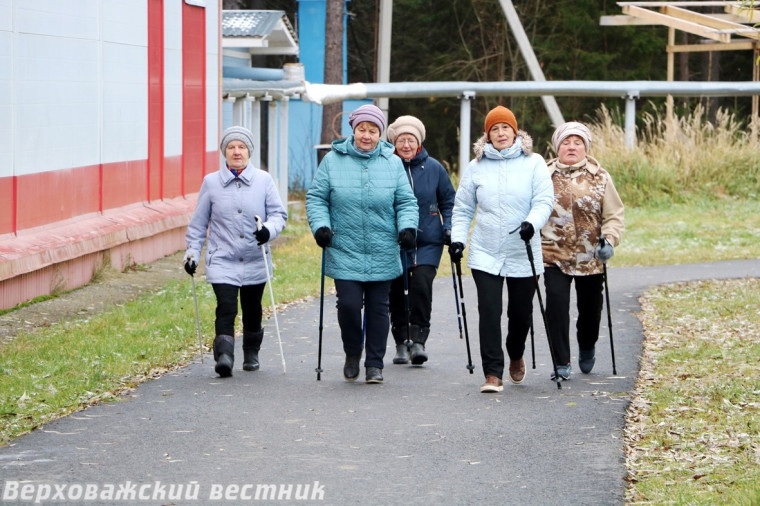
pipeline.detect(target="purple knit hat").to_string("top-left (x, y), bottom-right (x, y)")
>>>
top-left (348, 104), bottom-right (387, 134)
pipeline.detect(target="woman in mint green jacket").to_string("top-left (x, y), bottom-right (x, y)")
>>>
top-left (306, 104), bottom-right (418, 384)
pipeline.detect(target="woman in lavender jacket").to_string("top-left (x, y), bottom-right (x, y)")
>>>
top-left (184, 126), bottom-right (287, 378)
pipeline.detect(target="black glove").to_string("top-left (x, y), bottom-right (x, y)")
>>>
top-left (254, 225), bottom-right (270, 246)
top-left (443, 229), bottom-right (452, 246)
top-left (449, 242), bottom-right (465, 262)
top-left (184, 259), bottom-right (197, 276)
top-left (519, 221), bottom-right (534, 242)
top-left (314, 226), bottom-right (333, 248)
top-left (398, 228), bottom-right (416, 250)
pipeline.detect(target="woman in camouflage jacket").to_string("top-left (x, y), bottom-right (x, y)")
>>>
top-left (541, 122), bottom-right (625, 380)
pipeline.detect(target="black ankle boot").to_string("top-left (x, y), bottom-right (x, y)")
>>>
top-left (410, 325), bottom-right (430, 365)
top-left (365, 367), bottom-right (383, 384)
top-left (242, 329), bottom-right (264, 371)
top-left (391, 326), bottom-right (410, 364)
top-left (343, 355), bottom-right (361, 381)
top-left (393, 344), bottom-right (410, 364)
top-left (213, 335), bottom-right (235, 377)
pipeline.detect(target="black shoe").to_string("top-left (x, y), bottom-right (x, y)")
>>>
top-left (343, 355), bottom-right (361, 381)
top-left (410, 342), bottom-right (428, 365)
top-left (365, 367), bottom-right (383, 384)
top-left (393, 344), bottom-right (410, 364)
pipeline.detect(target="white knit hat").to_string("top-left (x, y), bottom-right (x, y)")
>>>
top-left (387, 115), bottom-right (426, 145)
top-left (551, 121), bottom-right (591, 154)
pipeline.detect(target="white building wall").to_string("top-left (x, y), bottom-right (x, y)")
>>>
top-left (0, 30), bottom-right (12, 179)
top-left (0, 0), bottom-right (11, 178)
top-left (101, 0), bottom-right (147, 164)
top-left (15, 33), bottom-right (100, 175)
top-left (164, 0), bottom-right (183, 158)
top-left (206, 2), bottom-right (219, 157)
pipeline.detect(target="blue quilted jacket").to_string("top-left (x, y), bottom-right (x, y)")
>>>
top-left (399, 147), bottom-right (456, 268)
top-left (306, 136), bottom-right (419, 281)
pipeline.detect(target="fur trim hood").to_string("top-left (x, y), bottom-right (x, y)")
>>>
top-left (473, 130), bottom-right (534, 161)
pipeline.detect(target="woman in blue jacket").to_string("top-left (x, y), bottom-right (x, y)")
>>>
top-left (386, 115), bottom-right (456, 366)
top-left (184, 126), bottom-right (288, 378)
top-left (450, 106), bottom-right (554, 393)
top-left (306, 104), bottom-right (419, 384)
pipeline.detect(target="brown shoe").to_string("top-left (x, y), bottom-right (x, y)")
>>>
top-left (480, 375), bottom-right (503, 393)
top-left (508, 358), bottom-right (526, 384)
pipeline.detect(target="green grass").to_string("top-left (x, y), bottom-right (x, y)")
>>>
top-left (627, 278), bottom-right (760, 504)
top-left (614, 198), bottom-right (760, 267)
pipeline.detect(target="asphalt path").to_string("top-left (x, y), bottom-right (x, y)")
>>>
top-left (1, 259), bottom-right (758, 505)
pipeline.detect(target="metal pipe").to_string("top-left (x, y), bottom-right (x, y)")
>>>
top-left (499, 0), bottom-right (564, 127)
top-left (376, 0), bottom-right (393, 121)
top-left (302, 80), bottom-right (760, 104)
top-left (459, 92), bottom-right (475, 173)
top-left (251, 98), bottom-right (262, 168)
top-left (278, 97), bottom-right (289, 203)
top-left (625, 92), bottom-right (639, 149)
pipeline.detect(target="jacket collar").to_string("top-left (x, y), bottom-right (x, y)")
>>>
top-left (220, 162), bottom-right (254, 185)
top-left (546, 155), bottom-right (602, 175)
top-left (331, 136), bottom-right (396, 159)
top-left (473, 130), bottom-right (534, 161)
top-left (399, 146), bottom-right (429, 169)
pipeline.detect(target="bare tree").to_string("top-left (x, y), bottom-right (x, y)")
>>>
top-left (320, 0), bottom-right (345, 159)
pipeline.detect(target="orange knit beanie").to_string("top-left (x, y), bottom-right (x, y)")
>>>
top-left (484, 106), bottom-right (518, 135)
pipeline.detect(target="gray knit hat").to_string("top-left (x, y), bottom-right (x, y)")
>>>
top-left (220, 126), bottom-right (254, 154)
top-left (387, 115), bottom-right (426, 145)
top-left (551, 121), bottom-right (591, 154)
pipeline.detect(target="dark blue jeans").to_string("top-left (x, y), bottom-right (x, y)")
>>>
top-left (471, 269), bottom-right (535, 379)
top-left (334, 279), bottom-right (392, 369)
top-left (212, 283), bottom-right (266, 336)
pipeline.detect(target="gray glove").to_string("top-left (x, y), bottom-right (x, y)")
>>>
top-left (596, 237), bottom-right (614, 262)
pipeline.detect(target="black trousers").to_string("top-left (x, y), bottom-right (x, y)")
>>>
top-left (334, 279), bottom-right (392, 369)
top-left (212, 283), bottom-right (266, 337)
top-left (471, 269), bottom-right (535, 379)
top-left (388, 264), bottom-right (437, 330)
top-left (543, 266), bottom-right (604, 366)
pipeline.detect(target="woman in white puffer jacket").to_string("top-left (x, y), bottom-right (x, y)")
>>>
top-left (450, 105), bottom-right (554, 394)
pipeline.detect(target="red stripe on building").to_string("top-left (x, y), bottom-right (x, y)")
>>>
top-left (102, 160), bottom-right (150, 209)
top-left (148, 0), bottom-right (164, 202)
top-left (182, 3), bottom-right (206, 196)
top-left (14, 166), bottom-right (101, 231)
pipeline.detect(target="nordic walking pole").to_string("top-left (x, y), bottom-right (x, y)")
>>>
top-left (255, 216), bottom-right (286, 373)
top-left (453, 259), bottom-right (475, 374)
top-left (510, 226), bottom-right (561, 389)
top-left (189, 269), bottom-right (204, 364)
top-left (599, 237), bottom-right (617, 375)
top-left (402, 253), bottom-right (413, 348)
top-left (450, 261), bottom-right (464, 340)
top-left (316, 248), bottom-right (326, 380)
top-left (529, 318), bottom-right (536, 369)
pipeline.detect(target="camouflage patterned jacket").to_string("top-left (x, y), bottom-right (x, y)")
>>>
top-left (541, 156), bottom-right (625, 276)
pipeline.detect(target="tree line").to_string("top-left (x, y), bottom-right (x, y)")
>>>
top-left (226, 0), bottom-right (758, 169)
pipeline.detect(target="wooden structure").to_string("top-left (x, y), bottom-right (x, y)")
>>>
top-left (601, 1), bottom-right (760, 121)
